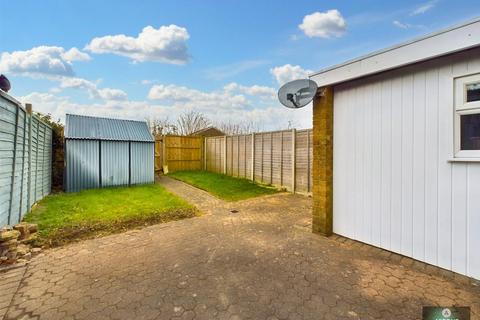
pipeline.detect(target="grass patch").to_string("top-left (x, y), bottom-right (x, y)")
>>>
top-left (24, 184), bottom-right (197, 247)
top-left (168, 170), bottom-right (278, 201)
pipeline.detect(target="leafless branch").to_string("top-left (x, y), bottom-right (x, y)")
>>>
top-left (176, 111), bottom-right (211, 135)
top-left (148, 118), bottom-right (178, 138)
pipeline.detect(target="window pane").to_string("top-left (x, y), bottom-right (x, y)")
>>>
top-left (461, 113), bottom-right (480, 150)
top-left (466, 83), bottom-right (480, 102)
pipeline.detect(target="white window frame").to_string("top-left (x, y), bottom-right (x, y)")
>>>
top-left (454, 73), bottom-right (480, 158)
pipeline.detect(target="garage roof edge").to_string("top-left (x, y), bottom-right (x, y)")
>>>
top-left (309, 17), bottom-right (480, 87)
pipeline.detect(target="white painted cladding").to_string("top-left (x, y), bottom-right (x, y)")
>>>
top-left (332, 48), bottom-right (480, 279)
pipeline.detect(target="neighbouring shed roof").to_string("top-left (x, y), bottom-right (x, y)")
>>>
top-left (65, 114), bottom-right (154, 142)
top-left (310, 17), bottom-right (480, 87)
top-left (189, 126), bottom-right (225, 137)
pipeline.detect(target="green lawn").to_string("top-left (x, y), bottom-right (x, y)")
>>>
top-left (24, 184), bottom-right (197, 247)
top-left (168, 170), bottom-right (278, 201)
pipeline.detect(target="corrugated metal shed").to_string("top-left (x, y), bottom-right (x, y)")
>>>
top-left (130, 142), bottom-right (154, 184)
top-left (65, 114), bottom-right (154, 142)
top-left (65, 114), bottom-right (154, 192)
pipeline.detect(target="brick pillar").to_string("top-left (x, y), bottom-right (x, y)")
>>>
top-left (312, 86), bottom-right (333, 236)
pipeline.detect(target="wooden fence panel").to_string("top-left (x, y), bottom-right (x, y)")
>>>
top-left (205, 136), bottom-right (225, 174)
top-left (159, 128), bottom-right (313, 194)
top-left (283, 130), bottom-right (294, 192)
top-left (253, 133), bottom-right (263, 182)
top-left (156, 136), bottom-right (203, 172)
top-left (295, 129), bottom-right (312, 193)
top-left (203, 128), bottom-right (312, 194)
top-left (271, 131), bottom-right (283, 187)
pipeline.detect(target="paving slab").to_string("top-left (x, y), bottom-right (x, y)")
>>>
top-left (0, 177), bottom-right (478, 320)
top-left (0, 264), bottom-right (27, 320)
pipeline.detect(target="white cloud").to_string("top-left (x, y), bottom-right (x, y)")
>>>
top-left (393, 20), bottom-right (410, 29)
top-left (223, 82), bottom-right (276, 99)
top-left (411, 0), bottom-right (437, 15)
top-left (62, 47), bottom-right (91, 62)
top-left (58, 77), bottom-right (97, 91)
top-left (299, 10), bottom-right (346, 38)
top-left (20, 90), bottom-right (312, 131)
top-left (85, 25), bottom-right (190, 64)
top-left (270, 64), bottom-right (313, 85)
top-left (0, 46), bottom-right (89, 77)
top-left (19, 92), bottom-right (158, 123)
top-left (96, 88), bottom-right (128, 101)
top-left (146, 82), bottom-right (311, 129)
top-left (57, 77), bottom-right (127, 101)
top-left (148, 82), bottom-right (278, 107)
top-left (147, 84), bottom-right (248, 110)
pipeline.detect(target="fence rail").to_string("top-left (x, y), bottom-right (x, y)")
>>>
top-left (0, 92), bottom-right (52, 227)
top-left (156, 128), bottom-right (312, 194)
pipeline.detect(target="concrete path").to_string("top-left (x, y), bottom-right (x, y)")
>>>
top-left (0, 177), bottom-right (478, 319)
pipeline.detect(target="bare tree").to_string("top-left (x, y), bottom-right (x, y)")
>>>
top-left (148, 118), bottom-right (178, 138)
top-left (216, 120), bottom-right (261, 135)
top-left (176, 111), bottom-right (210, 135)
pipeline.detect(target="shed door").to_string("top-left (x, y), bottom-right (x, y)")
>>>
top-left (130, 142), bottom-right (154, 185)
top-left (101, 141), bottom-right (129, 187)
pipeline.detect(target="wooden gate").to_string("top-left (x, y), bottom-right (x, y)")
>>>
top-left (155, 135), bottom-right (203, 172)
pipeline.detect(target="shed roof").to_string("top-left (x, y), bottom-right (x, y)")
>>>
top-left (65, 114), bottom-right (154, 142)
top-left (189, 126), bottom-right (225, 137)
top-left (310, 17), bottom-right (480, 87)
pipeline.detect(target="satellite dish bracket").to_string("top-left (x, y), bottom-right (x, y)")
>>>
top-left (315, 86), bottom-right (326, 97)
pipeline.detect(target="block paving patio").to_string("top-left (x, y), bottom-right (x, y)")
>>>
top-left (0, 176), bottom-right (479, 320)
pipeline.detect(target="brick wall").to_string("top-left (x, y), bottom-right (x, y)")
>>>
top-left (312, 86), bottom-right (333, 236)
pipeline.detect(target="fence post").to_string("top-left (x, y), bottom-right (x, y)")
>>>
top-left (291, 128), bottom-right (296, 193)
top-left (7, 103), bottom-right (20, 225)
top-left (214, 138), bottom-right (217, 172)
top-left (231, 136), bottom-right (234, 176)
top-left (203, 137), bottom-right (207, 171)
top-left (26, 104), bottom-right (32, 209)
top-left (42, 123), bottom-right (47, 196)
top-left (243, 135), bottom-right (247, 178)
top-left (307, 129), bottom-right (311, 193)
top-left (223, 136), bottom-right (227, 174)
top-left (270, 132), bottom-right (273, 184)
top-left (261, 133), bottom-right (264, 182)
top-left (162, 135), bottom-right (166, 170)
top-left (18, 108), bottom-right (27, 222)
top-left (35, 118), bottom-right (39, 201)
top-left (280, 131), bottom-right (283, 187)
top-left (237, 136), bottom-right (240, 177)
top-left (251, 133), bottom-right (255, 181)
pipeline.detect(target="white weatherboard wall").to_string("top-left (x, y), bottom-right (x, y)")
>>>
top-left (332, 48), bottom-right (480, 279)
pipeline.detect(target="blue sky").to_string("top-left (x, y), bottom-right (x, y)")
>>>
top-left (1, 0), bottom-right (479, 129)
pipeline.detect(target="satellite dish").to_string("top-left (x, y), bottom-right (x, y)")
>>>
top-left (278, 79), bottom-right (317, 109)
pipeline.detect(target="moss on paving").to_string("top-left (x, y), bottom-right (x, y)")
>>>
top-left (168, 170), bottom-right (278, 201)
top-left (24, 184), bottom-right (197, 247)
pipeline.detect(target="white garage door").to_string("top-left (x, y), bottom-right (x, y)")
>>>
top-left (332, 50), bottom-right (480, 279)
